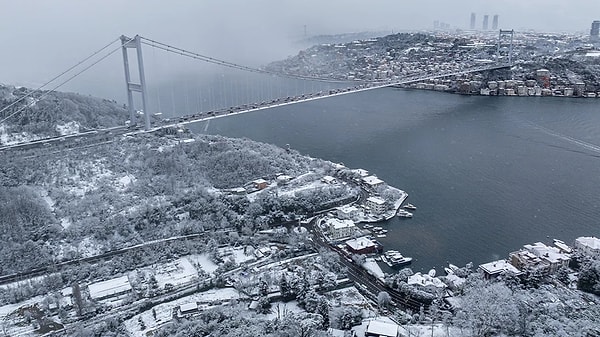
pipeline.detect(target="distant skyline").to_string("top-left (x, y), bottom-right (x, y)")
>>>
top-left (1, 0), bottom-right (599, 99)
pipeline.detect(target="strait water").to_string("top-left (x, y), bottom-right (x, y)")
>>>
top-left (190, 88), bottom-right (600, 273)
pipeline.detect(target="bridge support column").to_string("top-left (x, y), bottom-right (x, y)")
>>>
top-left (497, 29), bottom-right (514, 65)
top-left (121, 35), bottom-right (150, 131)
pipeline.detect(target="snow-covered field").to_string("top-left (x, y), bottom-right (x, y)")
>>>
top-left (186, 253), bottom-right (219, 274)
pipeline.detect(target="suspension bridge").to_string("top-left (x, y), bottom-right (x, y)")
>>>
top-left (0, 34), bottom-right (512, 152)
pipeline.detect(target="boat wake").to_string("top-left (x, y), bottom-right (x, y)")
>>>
top-left (524, 120), bottom-right (600, 155)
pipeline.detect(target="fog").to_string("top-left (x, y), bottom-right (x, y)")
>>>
top-left (1, 0), bottom-right (599, 101)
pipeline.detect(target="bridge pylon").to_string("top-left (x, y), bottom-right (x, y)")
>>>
top-left (121, 35), bottom-right (150, 131)
top-left (497, 29), bottom-right (514, 65)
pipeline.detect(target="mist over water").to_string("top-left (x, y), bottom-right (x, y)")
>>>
top-left (187, 88), bottom-right (600, 272)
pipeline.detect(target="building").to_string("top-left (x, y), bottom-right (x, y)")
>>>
top-left (479, 259), bottom-right (523, 279)
top-left (88, 276), bottom-right (132, 301)
top-left (492, 14), bottom-right (499, 30)
top-left (482, 14), bottom-right (489, 30)
top-left (574, 236), bottom-right (600, 258)
top-left (325, 218), bottom-right (358, 241)
top-left (366, 196), bottom-right (386, 213)
top-left (509, 242), bottom-right (570, 274)
top-left (253, 179), bottom-right (269, 190)
top-left (346, 236), bottom-right (381, 254)
top-left (365, 319), bottom-right (406, 337)
top-left (470, 13), bottom-right (476, 30)
top-left (336, 204), bottom-right (360, 220)
top-left (179, 302), bottom-right (199, 316)
top-left (591, 20), bottom-right (600, 41)
top-left (321, 175), bottom-right (336, 184)
top-left (363, 175), bottom-right (384, 189)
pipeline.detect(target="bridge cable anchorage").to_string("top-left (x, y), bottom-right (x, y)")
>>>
top-left (0, 37), bottom-right (122, 122)
top-left (0, 36), bottom-right (136, 126)
top-left (138, 36), bottom-right (361, 84)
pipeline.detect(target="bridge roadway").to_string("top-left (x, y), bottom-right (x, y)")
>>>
top-left (0, 63), bottom-right (511, 152)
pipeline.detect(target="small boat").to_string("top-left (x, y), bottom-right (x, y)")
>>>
top-left (379, 229), bottom-right (388, 234)
top-left (444, 267), bottom-right (454, 275)
top-left (377, 234), bottom-right (387, 238)
top-left (363, 224), bottom-right (373, 229)
top-left (428, 268), bottom-right (436, 277)
top-left (397, 210), bottom-right (413, 218)
top-left (403, 203), bottom-right (417, 210)
top-left (373, 226), bottom-right (383, 231)
top-left (553, 239), bottom-right (573, 254)
top-left (448, 264), bottom-right (459, 272)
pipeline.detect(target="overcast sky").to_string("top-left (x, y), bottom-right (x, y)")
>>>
top-left (1, 0), bottom-right (599, 99)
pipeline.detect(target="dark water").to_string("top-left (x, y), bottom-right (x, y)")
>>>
top-left (190, 88), bottom-right (600, 273)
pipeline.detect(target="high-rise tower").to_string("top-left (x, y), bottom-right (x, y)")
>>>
top-left (492, 15), bottom-right (499, 30)
top-left (591, 21), bottom-right (600, 41)
top-left (470, 13), bottom-right (476, 30)
top-left (483, 15), bottom-right (489, 30)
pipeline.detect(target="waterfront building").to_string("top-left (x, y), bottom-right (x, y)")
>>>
top-left (325, 218), bottom-right (358, 241)
top-left (362, 175), bottom-right (384, 189)
top-left (574, 236), bottom-right (600, 258)
top-left (509, 242), bottom-right (570, 274)
top-left (366, 196), bottom-right (386, 213)
top-left (336, 204), bottom-right (360, 219)
top-left (479, 259), bottom-right (523, 279)
top-left (345, 236), bottom-right (381, 254)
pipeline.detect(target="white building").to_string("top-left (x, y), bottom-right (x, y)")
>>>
top-left (365, 319), bottom-right (406, 337)
top-left (574, 236), bottom-right (600, 258)
top-left (362, 175), bottom-right (384, 188)
top-left (321, 175), bottom-right (336, 184)
top-left (325, 218), bottom-right (358, 241)
top-left (88, 276), bottom-right (132, 301)
top-left (366, 196), bottom-right (387, 213)
top-left (479, 259), bottom-right (523, 279)
top-left (336, 204), bottom-right (360, 220)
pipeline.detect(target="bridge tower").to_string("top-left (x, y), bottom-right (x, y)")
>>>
top-left (497, 29), bottom-right (514, 65)
top-left (120, 35), bottom-right (150, 131)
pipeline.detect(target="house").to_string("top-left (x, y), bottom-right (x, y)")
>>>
top-left (336, 205), bottom-right (360, 219)
top-left (574, 236), bottom-right (600, 258)
top-left (324, 218), bottom-right (358, 241)
top-left (88, 276), bottom-right (132, 301)
top-left (253, 179), bottom-right (269, 190)
top-left (362, 176), bottom-right (384, 189)
top-left (365, 319), bottom-right (406, 337)
top-left (179, 302), bottom-right (198, 316)
top-left (276, 175), bottom-right (293, 184)
top-left (321, 175), bottom-right (336, 184)
top-left (509, 242), bottom-right (570, 274)
top-left (346, 236), bottom-right (381, 254)
top-left (366, 196), bottom-right (386, 213)
top-left (478, 259), bottom-right (523, 279)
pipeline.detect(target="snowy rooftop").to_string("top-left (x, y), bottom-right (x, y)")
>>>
top-left (576, 236), bottom-right (600, 250)
top-left (326, 218), bottom-right (355, 229)
top-left (346, 236), bottom-right (377, 251)
top-left (179, 302), bottom-right (198, 313)
top-left (479, 259), bottom-right (522, 276)
top-left (353, 168), bottom-right (369, 177)
top-left (366, 319), bottom-right (400, 337)
top-left (408, 272), bottom-right (446, 289)
top-left (88, 276), bottom-right (132, 300)
top-left (523, 242), bottom-right (570, 264)
top-left (366, 196), bottom-right (386, 205)
top-left (363, 175), bottom-right (384, 186)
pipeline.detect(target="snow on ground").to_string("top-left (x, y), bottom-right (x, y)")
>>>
top-left (152, 257), bottom-right (198, 289)
top-left (55, 121), bottom-right (79, 135)
top-left (116, 174), bottom-right (136, 191)
top-left (362, 258), bottom-right (384, 280)
top-left (265, 300), bottom-right (304, 320)
top-left (77, 237), bottom-right (103, 258)
top-left (60, 217), bottom-right (72, 229)
top-left (0, 124), bottom-right (42, 145)
top-left (124, 288), bottom-right (245, 337)
top-left (404, 323), bottom-right (462, 336)
top-left (325, 286), bottom-right (370, 307)
top-left (0, 295), bottom-right (45, 318)
top-left (186, 254), bottom-right (218, 274)
top-left (218, 246), bottom-right (256, 265)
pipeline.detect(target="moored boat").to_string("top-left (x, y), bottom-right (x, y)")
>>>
top-left (397, 210), bottom-right (413, 218)
top-left (403, 203), bottom-right (417, 210)
top-left (381, 250), bottom-right (413, 267)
